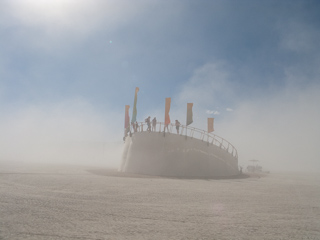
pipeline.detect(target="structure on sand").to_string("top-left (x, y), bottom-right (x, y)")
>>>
top-left (119, 122), bottom-right (239, 178)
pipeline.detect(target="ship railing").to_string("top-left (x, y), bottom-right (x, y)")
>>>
top-left (128, 121), bottom-right (238, 159)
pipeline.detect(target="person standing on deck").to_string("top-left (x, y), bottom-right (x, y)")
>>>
top-left (175, 120), bottom-right (181, 134)
top-left (145, 116), bottom-right (151, 132)
top-left (152, 117), bottom-right (157, 131)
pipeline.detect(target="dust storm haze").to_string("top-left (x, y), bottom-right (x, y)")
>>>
top-left (0, 99), bottom-right (123, 168)
top-left (1, 0), bottom-right (320, 172)
top-left (1, 69), bottom-right (319, 172)
top-left (174, 63), bottom-right (320, 172)
top-left (220, 82), bottom-right (320, 172)
top-left (1, 2), bottom-right (320, 239)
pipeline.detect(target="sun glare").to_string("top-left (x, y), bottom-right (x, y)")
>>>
top-left (10, 0), bottom-right (81, 25)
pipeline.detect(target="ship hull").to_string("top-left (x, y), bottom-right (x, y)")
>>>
top-left (120, 132), bottom-right (239, 178)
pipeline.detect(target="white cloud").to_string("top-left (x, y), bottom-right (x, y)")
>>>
top-left (206, 110), bottom-right (220, 115)
top-left (206, 110), bottom-right (214, 114)
top-left (226, 108), bottom-right (233, 112)
top-left (177, 62), bottom-right (234, 106)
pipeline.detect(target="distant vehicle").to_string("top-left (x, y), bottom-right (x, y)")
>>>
top-left (246, 159), bottom-right (269, 173)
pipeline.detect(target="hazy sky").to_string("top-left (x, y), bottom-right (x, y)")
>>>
top-left (1, 0), bottom-right (319, 171)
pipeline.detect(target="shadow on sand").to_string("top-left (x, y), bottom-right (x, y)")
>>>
top-left (87, 168), bottom-right (256, 180)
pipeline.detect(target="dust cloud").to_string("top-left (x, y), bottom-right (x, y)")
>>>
top-left (0, 99), bottom-right (123, 168)
top-left (220, 81), bottom-right (320, 172)
top-left (175, 62), bottom-right (320, 172)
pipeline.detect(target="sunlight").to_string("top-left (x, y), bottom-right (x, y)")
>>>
top-left (10, 0), bottom-right (79, 24)
top-left (7, 0), bottom-right (129, 35)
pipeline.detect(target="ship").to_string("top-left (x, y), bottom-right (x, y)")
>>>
top-left (119, 88), bottom-right (239, 178)
top-left (119, 122), bottom-right (239, 178)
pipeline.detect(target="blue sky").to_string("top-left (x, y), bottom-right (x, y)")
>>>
top-left (1, 0), bottom-right (320, 171)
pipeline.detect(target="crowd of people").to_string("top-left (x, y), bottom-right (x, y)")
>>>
top-left (126, 117), bottom-right (181, 135)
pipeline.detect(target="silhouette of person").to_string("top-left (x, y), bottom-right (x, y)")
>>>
top-left (152, 117), bottom-right (157, 131)
top-left (145, 116), bottom-right (151, 132)
top-left (175, 120), bottom-right (181, 134)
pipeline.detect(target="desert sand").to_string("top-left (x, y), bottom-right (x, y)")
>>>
top-left (1, 160), bottom-right (320, 240)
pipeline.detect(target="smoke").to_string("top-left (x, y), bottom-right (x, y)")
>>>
top-left (0, 99), bottom-right (123, 167)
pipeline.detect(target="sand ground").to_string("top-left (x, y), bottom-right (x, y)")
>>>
top-left (0, 160), bottom-right (320, 240)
